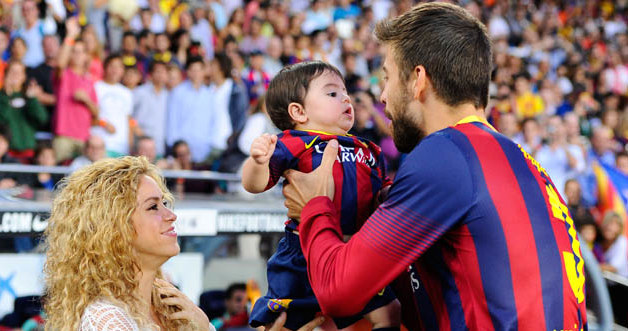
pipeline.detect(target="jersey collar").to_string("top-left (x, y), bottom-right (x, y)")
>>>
top-left (455, 115), bottom-right (497, 132)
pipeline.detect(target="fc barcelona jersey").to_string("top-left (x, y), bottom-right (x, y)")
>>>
top-left (266, 130), bottom-right (391, 234)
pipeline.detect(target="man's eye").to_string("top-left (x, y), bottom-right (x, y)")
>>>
top-left (328, 92), bottom-right (337, 97)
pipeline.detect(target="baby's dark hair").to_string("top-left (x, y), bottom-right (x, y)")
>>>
top-left (265, 61), bottom-right (343, 130)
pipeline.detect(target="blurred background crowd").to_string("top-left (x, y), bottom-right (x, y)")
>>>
top-left (1, 0), bottom-right (628, 328)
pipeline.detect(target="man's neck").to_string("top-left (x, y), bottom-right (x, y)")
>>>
top-left (152, 82), bottom-right (164, 92)
top-left (424, 99), bottom-right (486, 135)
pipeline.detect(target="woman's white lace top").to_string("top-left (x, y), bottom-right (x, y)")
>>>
top-left (80, 300), bottom-right (152, 331)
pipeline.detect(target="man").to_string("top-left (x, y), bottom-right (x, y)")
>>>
top-left (279, 3), bottom-right (587, 330)
top-left (210, 283), bottom-right (249, 330)
top-left (91, 54), bottom-right (134, 156)
top-left (166, 56), bottom-right (218, 164)
top-left (133, 61), bottom-right (169, 157)
top-left (14, 0), bottom-right (56, 68)
top-left (69, 135), bottom-right (106, 171)
top-left (27, 34), bottom-right (60, 134)
top-left (535, 115), bottom-right (585, 198)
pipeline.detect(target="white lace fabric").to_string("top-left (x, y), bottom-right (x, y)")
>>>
top-left (80, 300), bottom-right (151, 331)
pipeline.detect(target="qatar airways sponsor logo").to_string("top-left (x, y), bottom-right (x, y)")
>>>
top-left (314, 144), bottom-right (376, 167)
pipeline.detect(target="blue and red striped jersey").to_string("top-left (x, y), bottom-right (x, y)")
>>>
top-left (298, 120), bottom-right (588, 330)
top-left (267, 130), bottom-right (390, 234)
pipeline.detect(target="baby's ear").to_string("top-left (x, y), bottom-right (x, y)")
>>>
top-left (288, 102), bottom-right (308, 125)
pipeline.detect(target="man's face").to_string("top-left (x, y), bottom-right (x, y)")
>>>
top-left (225, 289), bottom-right (247, 316)
top-left (187, 62), bottom-right (205, 85)
top-left (380, 45), bottom-right (425, 153)
top-left (86, 137), bottom-right (105, 162)
top-left (43, 36), bottom-right (60, 59)
top-left (22, 0), bottom-right (38, 24)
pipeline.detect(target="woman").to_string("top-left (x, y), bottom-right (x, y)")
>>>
top-left (44, 156), bottom-right (213, 330)
top-left (0, 60), bottom-right (48, 162)
top-left (599, 211), bottom-right (628, 278)
top-left (81, 25), bottom-right (105, 81)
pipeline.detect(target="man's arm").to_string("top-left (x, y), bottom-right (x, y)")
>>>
top-left (295, 133), bottom-right (474, 316)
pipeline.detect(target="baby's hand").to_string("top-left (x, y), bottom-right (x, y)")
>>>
top-left (250, 134), bottom-right (277, 165)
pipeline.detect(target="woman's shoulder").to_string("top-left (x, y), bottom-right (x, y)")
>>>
top-left (80, 299), bottom-right (141, 331)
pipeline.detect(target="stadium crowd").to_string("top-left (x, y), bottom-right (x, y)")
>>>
top-left (0, 0), bottom-right (628, 328)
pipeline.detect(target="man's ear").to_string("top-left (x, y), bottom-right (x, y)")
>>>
top-left (288, 102), bottom-right (308, 125)
top-left (410, 65), bottom-right (427, 101)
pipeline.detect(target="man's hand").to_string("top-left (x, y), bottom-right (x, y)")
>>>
top-left (264, 312), bottom-right (325, 331)
top-left (283, 139), bottom-right (338, 219)
top-left (250, 134), bottom-right (277, 165)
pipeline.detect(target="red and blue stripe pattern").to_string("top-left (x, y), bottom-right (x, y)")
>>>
top-left (267, 130), bottom-right (390, 234)
top-left (298, 121), bottom-right (587, 330)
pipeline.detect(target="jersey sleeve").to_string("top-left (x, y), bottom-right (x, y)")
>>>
top-left (264, 139), bottom-right (294, 190)
top-left (298, 132), bottom-right (475, 317)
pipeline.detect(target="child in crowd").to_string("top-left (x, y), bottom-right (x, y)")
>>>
top-left (242, 61), bottom-right (400, 331)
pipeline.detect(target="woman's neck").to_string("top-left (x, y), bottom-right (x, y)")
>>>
top-left (136, 268), bottom-right (158, 312)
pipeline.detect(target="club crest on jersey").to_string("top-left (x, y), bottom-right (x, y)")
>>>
top-left (267, 299), bottom-right (292, 312)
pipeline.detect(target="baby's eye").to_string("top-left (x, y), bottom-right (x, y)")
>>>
top-left (327, 92), bottom-right (338, 97)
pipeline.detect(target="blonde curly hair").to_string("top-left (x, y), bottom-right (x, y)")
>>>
top-left (44, 156), bottom-right (187, 330)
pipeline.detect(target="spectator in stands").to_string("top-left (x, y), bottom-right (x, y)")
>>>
top-left (26, 34), bottom-right (59, 134)
top-left (91, 54), bottom-right (135, 157)
top-left (121, 31), bottom-right (147, 75)
top-left (536, 115), bottom-right (586, 197)
top-left (564, 179), bottom-right (595, 227)
top-left (575, 217), bottom-right (603, 262)
top-left (166, 56), bottom-right (218, 164)
top-left (589, 125), bottom-right (617, 166)
top-left (0, 60), bottom-right (48, 162)
top-left (81, 25), bottom-right (105, 81)
top-left (14, 0), bottom-right (56, 68)
top-left (9, 37), bottom-right (28, 64)
top-left (210, 52), bottom-right (240, 140)
top-left (44, 157), bottom-right (213, 331)
top-left (349, 90), bottom-right (390, 145)
top-left (263, 36), bottom-right (283, 78)
top-left (0, 27), bottom-right (9, 89)
top-left (171, 29), bottom-right (191, 68)
top-left (133, 61), bottom-right (169, 157)
top-left (517, 117), bottom-right (542, 155)
top-left (513, 73), bottom-right (545, 119)
top-left (122, 65), bottom-right (143, 90)
top-left (19, 142), bottom-right (61, 191)
top-left (599, 211), bottom-right (628, 278)
top-left (166, 140), bottom-right (215, 194)
top-left (210, 283), bottom-right (248, 330)
top-left (134, 135), bottom-right (168, 168)
top-left (239, 17), bottom-right (268, 55)
top-left (0, 126), bottom-right (19, 189)
top-left (52, 18), bottom-right (99, 162)
top-left (243, 50), bottom-right (269, 104)
top-left (69, 135), bottom-right (106, 171)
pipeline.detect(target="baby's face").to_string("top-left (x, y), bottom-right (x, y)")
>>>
top-left (300, 71), bottom-right (354, 135)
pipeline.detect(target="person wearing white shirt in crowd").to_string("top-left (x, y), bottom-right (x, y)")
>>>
top-left (133, 61), bottom-right (169, 157)
top-left (14, 0), bottom-right (57, 68)
top-left (91, 54), bottom-right (136, 156)
top-left (166, 56), bottom-right (217, 164)
top-left (207, 53), bottom-right (234, 156)
top-left (535, 115), bottom-right (586, 198)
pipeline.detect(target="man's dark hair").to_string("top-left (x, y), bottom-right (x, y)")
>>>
top-left (213, 52), bottom-right (233, 78)
top-left (225, 283), bottom-right (246, 300)
top-left (265, 61), bottom-right (343, 130)
top-left (374, 2), bottom-right (492, 109)
top-left (103, 53), bottom-right (122, 69)
top-left (122, 31), bottom-right (137, 40)
top-left (148, 60), bottom-right (167, 73)
top-left (185, 56), bottom-right (204, 70)
top-left (138, 29), bottom-right (152, 41)
top-left (617, 151), bottom-right (628, 161)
